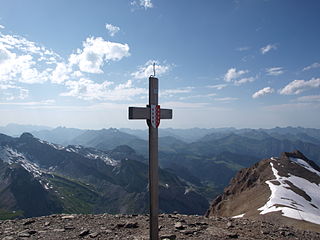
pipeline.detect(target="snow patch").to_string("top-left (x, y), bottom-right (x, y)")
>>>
top-left (85, 153), bottom-right (118, 166)
top-left (232, 213), bottom-right (245, 219)
top-left (0, 146), bottom-right (25, 164)
top-left (65, 145), bottom-right (82, 153)
top-left (258, 162), bottom-right (320, 225)
top-left (290, 157), bottom-right (320, 176)
top-left (38, 139), bottom-right (64, 150)
top-left (0, 146), bottom-right (44, 178)
top-left (184, 187), bottom-right (192, 195)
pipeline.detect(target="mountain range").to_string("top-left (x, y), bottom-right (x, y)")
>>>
top-left (0, 124), bottom-right (320, 228)
top-left (0, 132), bottom-right (208, 219)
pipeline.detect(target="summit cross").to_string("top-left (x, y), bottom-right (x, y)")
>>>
top-left (128, 75), bottom-right (172, 240)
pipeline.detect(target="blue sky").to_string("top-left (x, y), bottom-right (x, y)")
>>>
top-left (0, 0), bottom-right (320, 129)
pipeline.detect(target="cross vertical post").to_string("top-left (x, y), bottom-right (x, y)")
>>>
top-left (128, 76), bottom-right (172, 240)
top-left (148, 77), bottom-right (159, 240)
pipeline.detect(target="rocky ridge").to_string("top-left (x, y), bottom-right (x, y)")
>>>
top-left (206, 150), bottom-right (320, 233)
top-left (1, 213), bottom-right (320, 240)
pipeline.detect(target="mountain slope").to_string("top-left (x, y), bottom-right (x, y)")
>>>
top-left (206, 150), bottom-right (320, 232)
top-left (0, 160), bottom-right (63, 219)
top-left (0, 133), bottom-right (208, 218)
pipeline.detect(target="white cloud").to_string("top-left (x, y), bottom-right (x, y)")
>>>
top-left (162, 101), bottom-right (209, 109)
top-left (279, 78), bottom-right (320, 95)
top-left (266, 67), bottom-right (284, 76)
top-left (236, 46), bottom-right (250, 51)
top-left (296, 95), bottom-right (320, 102)
top-left (0, 99), bottom-right (55, 106)
top-left (260, 44), bottom-right (277, 54)
top-left (214, 97), bottom-right (238, 102)
top-left (51, 62), bottom-right (70, 84)
top-left (161, 87), bottom-right (193, 97)
top-left (252, 87), bottom-right (274, 99)
top-left (105, 23), bottom-right (120, 37)
top-left (131, 60), bottom-right (170, 79)
top-left (0, 84), bottom-right (29, 100)
top-left (140, 0), bottom-right (153, 9)
top-left (208, 84), bottom-right (227, 90)
top-left (224, 68), bottom-right (248, 82)
top-left (234, 77), bottom-right (255, 86)
top-left (0, 33), bottom-right (61, 85)
top-left (303, 62), bottom-right (320, 71)
top-left (0, 25), bottom-right (4, 29)
top-left (0, 47), bottom-right (49, 84)
top-left (61, 78), bottom-right (146, 101)
top-left (131, 0), bottom-right (153, 9)
top-left (179, 93), bottom-right (216, 100)
top-left (0, 33), bottom-right (60, 61)
top-left (69, 37), bottom-right (130, 74)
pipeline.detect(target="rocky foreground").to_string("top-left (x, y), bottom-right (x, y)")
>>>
top-left (0, 214), bottom-right (320, 240)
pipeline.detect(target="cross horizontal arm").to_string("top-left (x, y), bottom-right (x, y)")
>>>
top-left (128, 107), bottom-right (172, 120)
top-left (129, 107), bottom-right (149, 119)
top-left (160, 108), bottom-right (172, 119)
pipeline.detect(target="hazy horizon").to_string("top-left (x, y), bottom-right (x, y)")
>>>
top-left (1, 122), bottom-right (320, 131)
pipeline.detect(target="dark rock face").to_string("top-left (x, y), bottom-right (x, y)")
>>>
top-left (206, 151), bottom-right (320, 233)
top-left (0, 213), bottom-right (319, 240)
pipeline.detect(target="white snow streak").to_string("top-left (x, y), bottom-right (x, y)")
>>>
top-left (232, 213), bottom-right (245, 219)
top-left (258, 161), bottom-right (320, 225)
top-left (290, 157), bottom-right (320, 176)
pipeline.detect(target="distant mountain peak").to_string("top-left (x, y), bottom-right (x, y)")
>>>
top-left (20, 132), bottom-right (35, 139)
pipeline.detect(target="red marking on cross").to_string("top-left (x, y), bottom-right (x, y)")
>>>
top-left (156, 105), bottom-right (160, 128)
top-left (150, 104), bottom-right (161, 128)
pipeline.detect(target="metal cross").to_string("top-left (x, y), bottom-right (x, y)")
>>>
top-left (128, 76), bottom-right (172, 240)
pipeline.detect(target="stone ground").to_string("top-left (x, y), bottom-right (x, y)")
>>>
top-left (0, 213), bottom-right (320, 240)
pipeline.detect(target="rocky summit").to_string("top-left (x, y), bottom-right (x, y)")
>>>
top-left (206, 150), bottom-right (320, 233)
top-left (0, 213), bottom-right (320, 240)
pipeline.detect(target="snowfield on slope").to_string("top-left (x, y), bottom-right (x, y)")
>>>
top-left (258, 158), bottom-right (320, 225)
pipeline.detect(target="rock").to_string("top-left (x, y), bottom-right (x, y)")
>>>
top-left (180, 229), bottom-right (196, 235)
top-left (227, 221), bottom-right (233, 228)
top-left (64, 225), bottom-right (75, 230)
top-left (89, 232), bottom-right (99, 238)
top-left (116, 223), bottom-right (125, 228)
top-left (228, 233), bottom-right (239, 238)
top-left (0, 213), bottom-right (318, 240)
top-left (174, 222), bottom-right (185, 230)
top-left (2, 237), bottom-right (14, 240)
top-left (160, 234), bottom-right (176, 240)
top-left (196, 222), bottom-right (208, 226)
top-left (281, 231), bottom-right (294, 237)
top-left (61, 215), bottom-right (75, 220)
top-left (18, 231), bottom-right (31, 237)
top-left (23, 219), bottom-right (35, 225)
top-left (79, 229), bottom-right (90, 237)
top-left (28, 230), bottom-right (37, 235)
top-left (124, 222), bottom-right (139, 228)
top-left (188, 223), bottom-right (196, 227)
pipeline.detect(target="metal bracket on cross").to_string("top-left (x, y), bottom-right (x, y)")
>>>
top-left (128, 76), bottom-right (173, 240)
top-left (128, 105), bottom-right (172, 127)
